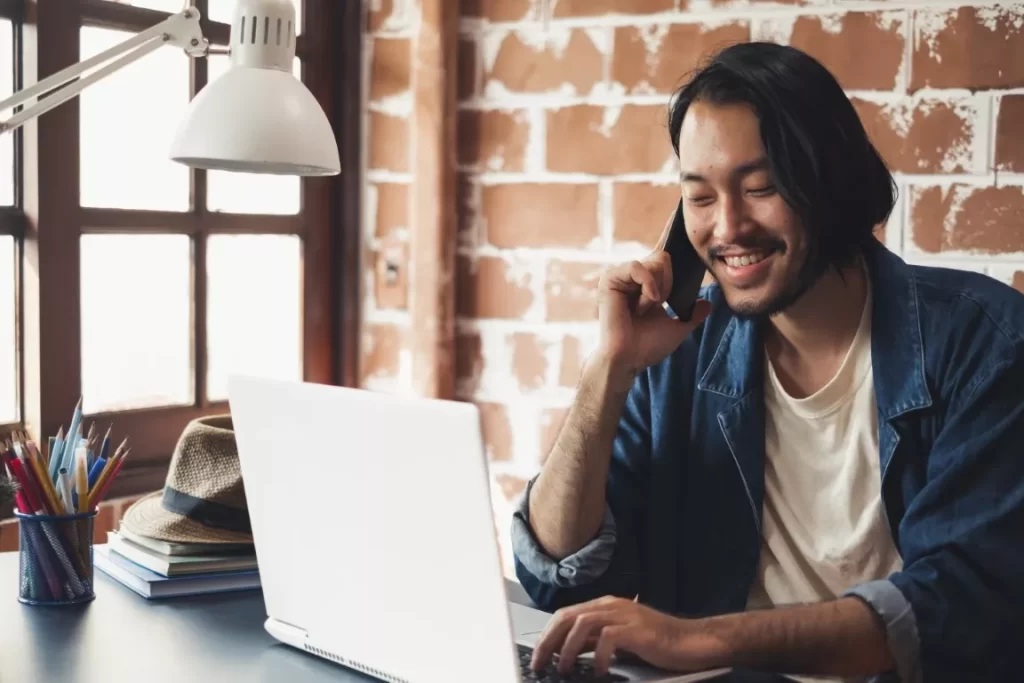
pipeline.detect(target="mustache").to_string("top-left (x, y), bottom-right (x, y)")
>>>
top-left (707, 239), bottom-right (786, 260)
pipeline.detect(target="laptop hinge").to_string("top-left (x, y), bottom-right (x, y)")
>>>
top-left (264, 617), bottom-right (307, 645)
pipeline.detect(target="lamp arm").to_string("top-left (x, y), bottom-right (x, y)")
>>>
top-left (0, 8), bottom-right (208, 135)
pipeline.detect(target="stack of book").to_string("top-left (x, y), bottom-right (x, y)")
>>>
top-left (94, 525), bottom-right (260, 599)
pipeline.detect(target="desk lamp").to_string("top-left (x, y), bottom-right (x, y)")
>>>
top-left (0, 0), bottom-right (340, 176)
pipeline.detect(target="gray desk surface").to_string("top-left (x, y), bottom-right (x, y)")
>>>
top-left (0, 552), bottom-right (792, 683)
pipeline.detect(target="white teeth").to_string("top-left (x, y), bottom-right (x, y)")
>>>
top-left (723, 252), bottom-right (769, 267)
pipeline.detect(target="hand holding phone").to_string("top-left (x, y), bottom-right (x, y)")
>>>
top-left (661, 200), bottom-right (707, 322)
top-left (591, 201), bottom-right (710, 377)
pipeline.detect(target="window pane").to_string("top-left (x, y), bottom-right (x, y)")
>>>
top-left (205, 56), bottom-right (302, 215)
top-left (0, 19), bottom-right (14, 207)
top-left (106, 0), bottom-right (187, 11)
top-left (81, 235), bottom-right (193, 414)
top-left (206, 235), bottom-right (301, 402)
top-left (208, 0), bottom-right (302, 34)
top-left (0, 236), bottom-right (17, 423)
top-left (80, 27), bottom-right (190, 211)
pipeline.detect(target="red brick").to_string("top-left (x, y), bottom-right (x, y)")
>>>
top-left (457, 254), bottom-right (536, 319)
top-left (1013, 272), bottom-right (1024, 294)
top-left (478, 403), bottom-right (513, 462)
top-left (461, 0), bottom-right (534, 21)
top-left (456, 331), bottom-right (483, 393)
top-left (912, 7), bottom-right (1024, 91)
top-left (853, 98), bottom-right (980, 174)
top-left (540, 407), bottom-right (570, 464)
top-left (910, 185), bottom-right (1024, 254)
top-left (613, 182), bottom-right (680, 248)
top-left (369, 38), bottom-right (411, 102)
top-left (92, 502), bottom-right (117, 544)
top-left (553, 0), bottom-right (674, 17)
top-left (778, 12), bottom-right (906, 91)
top-left (361, 323), bottom-right (405, 383)
top-left (559, 336), bottom-right (584, 388)
top-left (369, 111), bottom-right (409, 172)
top-left (374, 237), bottom-right (409, 310)
top-left (486, 30), bottom-right (602, 94)
top-left (458, 110), bottom-right (529, 172)
top-left (459, 38), bottom-right (479, 101)
top-left (612, 23), bottom-right (749, 93)
top-left (996, 95), bottom-right (1024, 172)
top-left (374, 182), bottom-right (409, 239)
top-left (546, 261), bottom-right (603, 322)
top-left (482, 184), bottom-right (599, 249)
top-left (547, 105), bottom-right (675, 174)
top-left (510, 333), bottom-right (550, 390)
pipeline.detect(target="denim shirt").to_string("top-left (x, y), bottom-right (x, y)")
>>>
top-left (511, 242), bottom-right (1024, 683)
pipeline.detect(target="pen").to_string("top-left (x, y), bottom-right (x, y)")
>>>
top-left (99, 425), bottom-right (112, 462)
top-left (87, 447), bottom-right (129, 511)
top-left (60, 399), bottom-right (83, 476)
top-left (86, 456), bottom-right (106, 490)
top-left (49, 425), bottom-right (65, 482)
top-left (58, 468), bottom-right (74, 515)
top-left (74, 446), bottom-right (89, 513)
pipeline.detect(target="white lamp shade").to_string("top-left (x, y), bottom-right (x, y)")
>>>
top-left (169, 64), bottom-right (341, 176)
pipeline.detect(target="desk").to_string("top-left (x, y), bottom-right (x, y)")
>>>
top-left (1, 552), bottom-right (793, 683)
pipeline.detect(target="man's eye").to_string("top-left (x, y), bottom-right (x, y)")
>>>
top-left (686, 196), bottom-right (713, 206)
top-left (747, 186), bottom-right (776, 196)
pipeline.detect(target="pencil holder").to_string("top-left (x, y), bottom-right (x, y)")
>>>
top-left (15, 509), bottom-right (97, 606)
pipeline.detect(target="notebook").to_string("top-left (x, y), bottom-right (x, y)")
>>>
top-left (107, 531), bottom-right (259, 577)
top-left (95, 544), bottom-right (261, 599)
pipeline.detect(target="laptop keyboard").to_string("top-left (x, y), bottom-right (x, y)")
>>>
top-left (517, 645), bottom-right (628, 682)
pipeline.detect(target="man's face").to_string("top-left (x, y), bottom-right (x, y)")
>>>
top-left (677, 100), bottom-right (811, 318)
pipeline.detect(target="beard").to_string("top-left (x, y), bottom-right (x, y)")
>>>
top-left (703, 238), bottom-right (823, 321)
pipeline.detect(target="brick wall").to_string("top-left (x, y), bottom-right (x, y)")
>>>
top-left (363, 0), bottom-right (1024, 575)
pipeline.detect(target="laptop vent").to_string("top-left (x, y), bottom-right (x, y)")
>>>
top-left (304, 644), bottom-right (410, 683)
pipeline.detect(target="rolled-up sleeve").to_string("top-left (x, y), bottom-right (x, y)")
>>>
top-left (512, 370), bottom-right (654, 612)
top-left (510, 476), bottom-right (617, 588)
top-left (844, 580), bottom-right (920, 683)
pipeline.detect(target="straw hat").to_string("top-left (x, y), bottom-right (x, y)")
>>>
top-left (121, 415), bottom-right (253, 545)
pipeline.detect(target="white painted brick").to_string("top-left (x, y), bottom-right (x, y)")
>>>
top-left (525, 107), bottom-right (547, 173)
top-left (988, 264), bottom-right (1024, 286)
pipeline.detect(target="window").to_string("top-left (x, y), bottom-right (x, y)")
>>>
top-left (0, 17), bottom-right (14, 207)
top-left (0, 235), bottom-right (16, 425)
top-left (3, 0), bottom-right (361, 502)
top-left (1, 10), bottom-right (20, 429)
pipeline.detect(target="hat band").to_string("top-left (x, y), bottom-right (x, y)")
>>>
top-left (162, 487), bottom-right (252, 534)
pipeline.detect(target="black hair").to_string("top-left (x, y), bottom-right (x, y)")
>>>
top-left (668, 41), bottom-right (897, 277)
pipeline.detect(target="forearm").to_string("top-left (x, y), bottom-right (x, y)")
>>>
top-left (529, 352), bottom-right (634, 559)
top-left (700, 597), bottom-right (895, 677)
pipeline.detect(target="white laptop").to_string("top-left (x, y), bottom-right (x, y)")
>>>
top-left (226, 375), bottom-right (731, 683)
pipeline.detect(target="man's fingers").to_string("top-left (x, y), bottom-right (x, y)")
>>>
top-left (593, 625), bottom-right (628, 676)
top-left (531, 603), bottom-right (594, 671)
top-left (556, 611), bottom-right (617, 674)
top-left (531, 598), bottom-right (625, 671)
top-left (628, 260), bottom-right (661, 305)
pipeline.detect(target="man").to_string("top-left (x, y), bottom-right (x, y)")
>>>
top-left (511, 41), bottom-right (1024, 683)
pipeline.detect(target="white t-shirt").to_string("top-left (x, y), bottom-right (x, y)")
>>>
top-left (746, 277), bottom-right (903, 681)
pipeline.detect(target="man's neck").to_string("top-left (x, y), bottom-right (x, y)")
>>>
top-left (764, 258), bottom-right (868, 398)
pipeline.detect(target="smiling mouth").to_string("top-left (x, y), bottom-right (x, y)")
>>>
top-left (718, 251), bottom-right (773, 267)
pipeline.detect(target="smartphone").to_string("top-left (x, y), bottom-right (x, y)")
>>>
top-left (661, 200), bottom-right (707, 322)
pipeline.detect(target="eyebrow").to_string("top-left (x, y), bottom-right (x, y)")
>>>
top-left (680, 157), bottom-right (770, 183)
